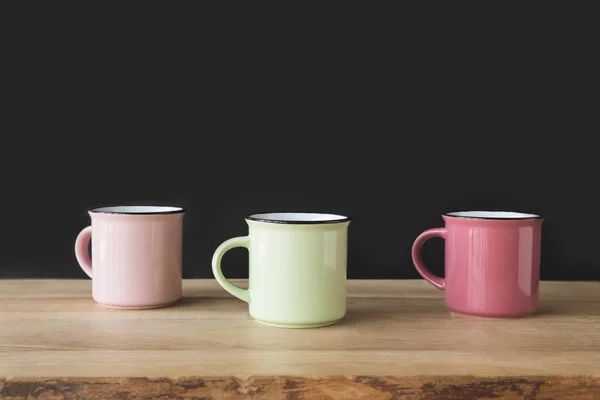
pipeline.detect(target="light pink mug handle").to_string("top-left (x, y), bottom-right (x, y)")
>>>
top-left (411, 227), bottom-right (447, 290)
top-left (75, 226), bottom-right (93, 278)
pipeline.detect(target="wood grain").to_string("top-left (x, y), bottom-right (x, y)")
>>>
top-left (1, 376), bottom-right (599, 399)
top-left (0, 279), bottom-right (599, 398)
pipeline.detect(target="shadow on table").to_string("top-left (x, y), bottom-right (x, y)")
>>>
top-left (159, 296), bottom-right (243, 311)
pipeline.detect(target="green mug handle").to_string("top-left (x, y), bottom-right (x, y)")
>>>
top-left (211, 236), bottom-right (251, 303)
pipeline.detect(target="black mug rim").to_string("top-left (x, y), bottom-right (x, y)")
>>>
top-left (88, 205), bottom-right (186, 215)
top-left (246, 212), bottom-right (352, 225)
top-left (443, 210), bottom-right (543, 220)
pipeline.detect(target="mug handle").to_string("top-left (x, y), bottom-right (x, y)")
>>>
top-left (212, 236), bottom-right (251, 303)
top-left (411, 227), bottom-right (447, 290)
top-left (74, 226), bottom-right (93, 278)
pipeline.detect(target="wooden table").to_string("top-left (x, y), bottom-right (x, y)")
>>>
top-left (0, 280), bottom-right (598, 399)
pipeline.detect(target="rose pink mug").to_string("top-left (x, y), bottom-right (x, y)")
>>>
top-left (74, 205), bottom-right (185, 309)
top-left (411, 211), bottom-right (544, 318)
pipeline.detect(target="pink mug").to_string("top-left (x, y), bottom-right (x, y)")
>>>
top-left (74, 205), bottom-right (186, 310)
top-left (411, 211), bottom-right (544, 318)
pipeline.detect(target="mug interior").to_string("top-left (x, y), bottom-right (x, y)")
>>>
top-left (247, 212), bottom-right (351, 224)
top-left (444, 211), bottom-right (541, 220)
top-left (89, 205), bottom-right (185, 215)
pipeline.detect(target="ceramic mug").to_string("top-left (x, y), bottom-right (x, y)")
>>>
top-left (74, 205), bottom-right (186, 309)
top-left (411, 211), bottom-right (544, 318)
top-left (212, 212), bottom-right (352, 328)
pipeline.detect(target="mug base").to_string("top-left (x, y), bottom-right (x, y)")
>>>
top-left (449, 308), bottom-right (536, 319)
top-left (254, 318), bottom-right (342, 329)
top-left (96, 299), bottom-right (180, 310)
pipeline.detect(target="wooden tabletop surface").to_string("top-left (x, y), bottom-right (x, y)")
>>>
top-left (0, 279), bottom-right (598, 399)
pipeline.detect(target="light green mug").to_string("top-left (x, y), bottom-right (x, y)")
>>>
top-left (212, 212), bottom-right (352, 328)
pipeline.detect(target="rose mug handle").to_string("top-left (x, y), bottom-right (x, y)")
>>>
top-left (411, 227), bottom-right (447, 290)
top-left (74, 226), bottom-right (93, 278)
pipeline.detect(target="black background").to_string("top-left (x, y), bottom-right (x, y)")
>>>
top-left (0, 4), bottom-right (597, 281)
